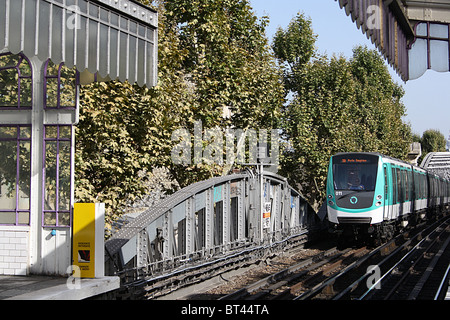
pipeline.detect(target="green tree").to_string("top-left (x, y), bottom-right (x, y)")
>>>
top-left (272, 12), bottom-right (317, 91)
top-left (279, 54), bottom-right (359, 211)
top-left (421, 129), bottom-right (447, 154)
top-left (274, 13), bottom-right (412, 211)
top-left (75, 0), bottom-right (284, 230)
top-left (349, 46), bottom-right (411, 158)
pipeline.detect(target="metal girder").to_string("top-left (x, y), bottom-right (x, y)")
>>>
top-left (105, 172), bottom-right (316, 279)
top-left (421, 152), bottom-right (450, 179)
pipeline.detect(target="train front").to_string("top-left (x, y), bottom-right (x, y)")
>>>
top-left (326, 153), bottom-right (384, 236)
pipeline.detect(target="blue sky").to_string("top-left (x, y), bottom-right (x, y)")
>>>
top-left (250, 0), bottom-right (450, 140)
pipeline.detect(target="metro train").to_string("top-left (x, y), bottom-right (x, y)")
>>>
top-left (326, 152), bottom-right (450, 244)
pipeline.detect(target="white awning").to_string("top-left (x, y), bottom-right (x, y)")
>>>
top-left (0, 0), bottom-right (158, 87)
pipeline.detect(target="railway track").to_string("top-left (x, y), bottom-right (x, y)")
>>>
top-left (215, 215), bottom-right (450, 300)
top-left (361, 217), bottom-right (450, 300)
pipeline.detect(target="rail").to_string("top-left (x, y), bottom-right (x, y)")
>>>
top-left (210, 214), bottom-right (450, 300)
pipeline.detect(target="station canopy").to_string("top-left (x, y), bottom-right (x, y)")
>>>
top-left (337, 0), bottom-right (450, 81)
top-left (337, 0), bottom-right (414, 81)
top-left (0, 0), bottom-right (158, 87)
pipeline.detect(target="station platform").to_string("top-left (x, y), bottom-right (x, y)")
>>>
top-left (0, 275), bottom-right (120, 300)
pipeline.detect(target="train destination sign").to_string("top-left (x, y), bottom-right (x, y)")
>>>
top-left (340, 158), bottom-right (369, 164)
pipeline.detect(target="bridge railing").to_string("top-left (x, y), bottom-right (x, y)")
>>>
top-left (105, 171), bottom-right (317, 281)
top-left (421, 152), bottom-right (450, 180)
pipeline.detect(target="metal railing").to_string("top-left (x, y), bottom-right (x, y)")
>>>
top-left (105, 170), bottom-right (317, 281)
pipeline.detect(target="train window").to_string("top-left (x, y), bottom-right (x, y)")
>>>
top-left (422, 174), bottom-right (428, 199)
top-left (408, 171), bottom-right (413, 201)
top-left (396, 168), bottom-right (401, 203)
top-left (384, 167), bottom-right (388, 199)
top-left (413, 172), bottom-right (417, 201)
top-left (332, 155), bottom-right (378, 191)
top-left (405, 170), bottom-right (409, 201)
top-left (402, 170), bottom-right (408, 202)
top-left (392, 168), bottom-right (397, 203)
top-left (420, 174), bottom-right (425, 199)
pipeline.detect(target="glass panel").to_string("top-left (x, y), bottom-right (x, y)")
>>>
top-left (408, 38), bottom-right (428, 79)
top-left (89, 2), bottom-right (99, 18)
top-left (44, 141), bottom-right (57, 211)
top-left (430, 24), bottom-right (448, 38)
top-left (20, 77), bottom-right (32, 107)
top-left (100, 7), bottom-right (109, 22)
top-left (58, 212), bottom-right (70, 226)
top-left (45, 60), bottom-right (59, 76)
top-left (78, 0), bottom-right (87, 14)
top-left (18, 141), bottom-right (30, 210)
top-left (0, 126), bottom-right (17, 138)
top-left (0, 140), bottom-right (17, 210)
top-left (416, 23), bottom-right (428, 37)
top-left (51, 6), bottom-right (63, 63)
top-left (0, 67), bottom-right (19, 107)
top-left (45, 126), bottom-right (58, 139)
top-left (18, 57), bottom-right (31, 76)
top-left (430, 40), bottom-right (449, 72)
top-left (120, 16), bottom-right (128, 30)
top-left (138, 24), bottom-right (146, 38)
top-left (58, 141), bottom-right (71, 211)
top-left (0, 54), bottom-right (20, 69)
top-left (19, 127), bottom-right (31, 139)
top-left (88, 20), bottom-right (98, 70)
top-left (60, 65), bottom-right (77, 108)
top-left (44, 211), bottom-right (56, 226)
top-left (332, 155), bottom-right (379, 191)
top-left (0, 212), bottom-right (15, 224)
top-left (59, 126), bottom-right (71, 139)
top-left (111, 12), bottom-right (119, 26)
top-left (18, 211), bottom-right (29, 225)
top-left (46, 78), bottom-right (58, 108)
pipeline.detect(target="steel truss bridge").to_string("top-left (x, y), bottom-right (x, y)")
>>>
top-left (421, 152), bottom-right (450, 180)
top-left (105, 170), bottom-right (319, 286)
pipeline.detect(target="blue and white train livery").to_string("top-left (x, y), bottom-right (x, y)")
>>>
top-left (326, 152), bottom-right (450, 244)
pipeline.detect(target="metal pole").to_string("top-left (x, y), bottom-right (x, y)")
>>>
top-left (260, 163), bottom-right (264, 242)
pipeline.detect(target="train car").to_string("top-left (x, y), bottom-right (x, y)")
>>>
top-left (326, 152), bottom-right (450, 244)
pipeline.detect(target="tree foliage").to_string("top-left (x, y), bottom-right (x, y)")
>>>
top-left (76, 4), bottom-right (414, 227)
top-left (421, 129), bottom-right (447, 154)
top-left (75, 0), bottom-right (284, 229)
top-left (274, 13), bottom-right (412, 211)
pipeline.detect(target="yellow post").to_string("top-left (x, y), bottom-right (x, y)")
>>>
top-left (73, 203), bottom-right (105, 278)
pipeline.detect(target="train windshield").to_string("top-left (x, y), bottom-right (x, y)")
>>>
top-left (332, 154), bottom-right (379, 191)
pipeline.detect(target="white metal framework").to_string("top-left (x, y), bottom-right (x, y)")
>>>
top-left (0, 0), bottom-right (157, 276)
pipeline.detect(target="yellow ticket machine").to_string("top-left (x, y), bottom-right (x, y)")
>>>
top-left (72, 203), bottom-right (105, 278)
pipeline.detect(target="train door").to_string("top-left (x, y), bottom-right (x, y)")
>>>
top-left (392, 167), bottom-right (399, 219)
top-left (383, 165), bottom-right (392, 220)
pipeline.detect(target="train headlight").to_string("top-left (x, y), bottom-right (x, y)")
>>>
top-left (376, 195), bottom-right (382, 200)
top-left (375, 201), bottom-right (382, 207)
top-left (328, 200), bottom-right (334, 206)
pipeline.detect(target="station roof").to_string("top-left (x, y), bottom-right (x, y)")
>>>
top-left (0, 0), bottom-right (158, 87)
top-left (336, 0), bottom-right (415, 81)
